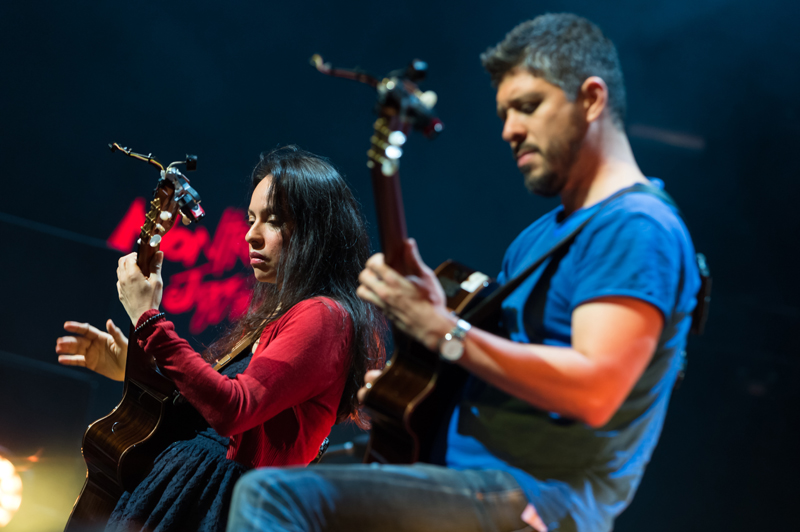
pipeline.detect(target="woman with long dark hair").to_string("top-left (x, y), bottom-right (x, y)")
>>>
top-left (56, 145), bottom-right (385, 531)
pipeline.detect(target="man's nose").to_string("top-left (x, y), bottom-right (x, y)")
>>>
top-left (501, 111), bottom-right (526, 143)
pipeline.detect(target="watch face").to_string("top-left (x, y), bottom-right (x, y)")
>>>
top-left (440, 338), bottom-right (463, 361)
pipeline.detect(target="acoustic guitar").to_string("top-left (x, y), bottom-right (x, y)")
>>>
top-left (312, 57), bottom-right (498, 465)
top-left (64, 145), bottom-right (211, 531)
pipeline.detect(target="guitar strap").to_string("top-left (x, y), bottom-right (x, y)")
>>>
top-left (462, 183), bottom-right (710, 334)
top-left (212, 330), bottom-right (261, 372)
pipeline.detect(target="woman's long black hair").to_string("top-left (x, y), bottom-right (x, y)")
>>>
top-left (207, 145), bottom-right (386, 428)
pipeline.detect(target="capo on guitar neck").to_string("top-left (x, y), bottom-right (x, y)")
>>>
top-left (108, 142), bottom-right (206, 229)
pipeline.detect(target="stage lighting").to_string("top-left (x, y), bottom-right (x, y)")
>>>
top-left (0, 454), bottom-right (22, 527)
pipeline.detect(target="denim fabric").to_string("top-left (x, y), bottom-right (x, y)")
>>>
top-left (227, 463), bottom-right (533, 532)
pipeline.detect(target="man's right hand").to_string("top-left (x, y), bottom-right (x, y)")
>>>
top-left (56, 319), bottom-right (128, 382)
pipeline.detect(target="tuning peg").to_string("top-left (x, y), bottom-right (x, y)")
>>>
top-left (419, 90), bottom-right (438, 109)
top-left (388, 131), bottom-right (407, 146)
top-left (406, 60), bottom-right (428, 82)
top-left (159, 211), bottom-right (173, 221)
top-left (385, 145), bottom-right (402, 160)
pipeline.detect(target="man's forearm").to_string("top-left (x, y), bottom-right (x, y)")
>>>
top-left (458, 327), bottom-right (617, 427)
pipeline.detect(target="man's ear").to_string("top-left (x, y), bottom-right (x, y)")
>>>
top-left (580, 76), bottom-right (609, 124)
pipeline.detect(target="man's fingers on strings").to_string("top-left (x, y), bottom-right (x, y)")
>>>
top-left (365, 253), bottom-right (405, 287)
top-left (364, 253), bottom-right (386, 270)
top-left (358, 267), bottom-right (380, 288)
top-left (356, 285), bottom-right (385, 309)
top-left (404, 238), bottom-right (428, 277)
top-left (407, 275), bottom-right (430, 295)
top-left (368, 261), bottom-right (408, 290)
top-left (356, 284), bottom-right (402, 323)
top-left (358, 268), bottom-right (396, 302)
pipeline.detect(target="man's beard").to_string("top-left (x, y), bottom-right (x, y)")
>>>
top-left (522, 162), bottom-right (564, 197)
top-left (520, 113), bottom-right (587, 197)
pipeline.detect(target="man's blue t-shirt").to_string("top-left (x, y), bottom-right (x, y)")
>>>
top-left (444, 182), bottom-right (700, 532)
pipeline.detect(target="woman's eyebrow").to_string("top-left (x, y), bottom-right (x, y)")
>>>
top-left (247, 206), bottom-right (275, 217)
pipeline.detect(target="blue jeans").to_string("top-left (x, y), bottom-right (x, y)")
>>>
top-left (226, 463), bottom-right (534, 532)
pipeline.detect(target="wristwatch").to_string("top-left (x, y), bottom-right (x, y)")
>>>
top-left (438, 319), bottom-right (472, 362)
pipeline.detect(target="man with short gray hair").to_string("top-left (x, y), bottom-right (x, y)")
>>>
top-left (228, 13), bottom-right (699, 532)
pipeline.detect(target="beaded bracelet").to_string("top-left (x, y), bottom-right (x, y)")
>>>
top-left (134, 312), bottom-right (166, 335)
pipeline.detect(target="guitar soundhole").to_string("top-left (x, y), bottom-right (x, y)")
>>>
top-left (439, 276), bottom-right (461, 297)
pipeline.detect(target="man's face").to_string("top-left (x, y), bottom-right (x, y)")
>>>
top-left (496, 69), bottom-right (587, 196)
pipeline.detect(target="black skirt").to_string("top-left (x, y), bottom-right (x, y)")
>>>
top-left (105, 428), bottom-right (248, 532)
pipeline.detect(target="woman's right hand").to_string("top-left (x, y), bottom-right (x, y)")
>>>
top-left (56, 319), bottom-right (128, 381)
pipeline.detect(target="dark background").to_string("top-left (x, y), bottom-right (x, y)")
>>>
top-left (0, 0), bottom-right (797, 530)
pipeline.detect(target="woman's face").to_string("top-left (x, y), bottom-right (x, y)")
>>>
top-left (245, 176), bottom-right (285, 284)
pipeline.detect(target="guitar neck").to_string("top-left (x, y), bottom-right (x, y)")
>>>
top-left (370, 165), bottom-right (409, 274)
top-left (136, 237), bottom-right (157, 278)
top-left (136, 184), bottom-right (175, 276)
top-left (369, 117), bottom-right (411, 275)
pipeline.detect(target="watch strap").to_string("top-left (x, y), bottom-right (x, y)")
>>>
top-left (448, 319), bottom-right (472, 340)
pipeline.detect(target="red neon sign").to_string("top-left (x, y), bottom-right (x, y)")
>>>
top-left (108, 199), bottom-right (253, 334)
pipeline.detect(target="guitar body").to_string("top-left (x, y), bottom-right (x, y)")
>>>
top-left (364, 339), bottom-right (469, 464)
top-left (64, 327), bottom-right (208, 531)
top-left (364, 261), bottom-right (498, 464)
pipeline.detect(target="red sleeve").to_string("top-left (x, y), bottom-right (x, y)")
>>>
top-left (134, 298), bottom-right (352, 437)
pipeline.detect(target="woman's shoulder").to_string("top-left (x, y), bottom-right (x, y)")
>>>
top-left (254, 297), bottom-right (353, 356)
top-left (273, 297), bottom-right (351, 331)
top-left (287, 296), bottom-right (348, 316)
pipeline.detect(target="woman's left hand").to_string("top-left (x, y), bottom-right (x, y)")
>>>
top-left (116, 251), bottom-right (164, 325)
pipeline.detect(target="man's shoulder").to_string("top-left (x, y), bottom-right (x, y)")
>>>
top-left (605, 182), bottom-right (683, 223)
top-left (586, 186), bottom-right (689, 244)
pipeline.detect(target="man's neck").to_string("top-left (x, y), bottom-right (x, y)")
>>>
top-left (560, 124), bottom-right (647, 215)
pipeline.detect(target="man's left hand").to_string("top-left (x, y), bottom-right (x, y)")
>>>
top-left (357, 239), bottom-right (453, 351)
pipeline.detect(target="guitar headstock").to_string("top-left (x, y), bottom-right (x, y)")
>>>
top-left (110, 143), bottom-right (205, 276)
top-left (367, 61), bottom-right (443, 175)
top-left (310, 55), bottom-right (443, 173)
top-left (311, 56), bottom-right (443, 272)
